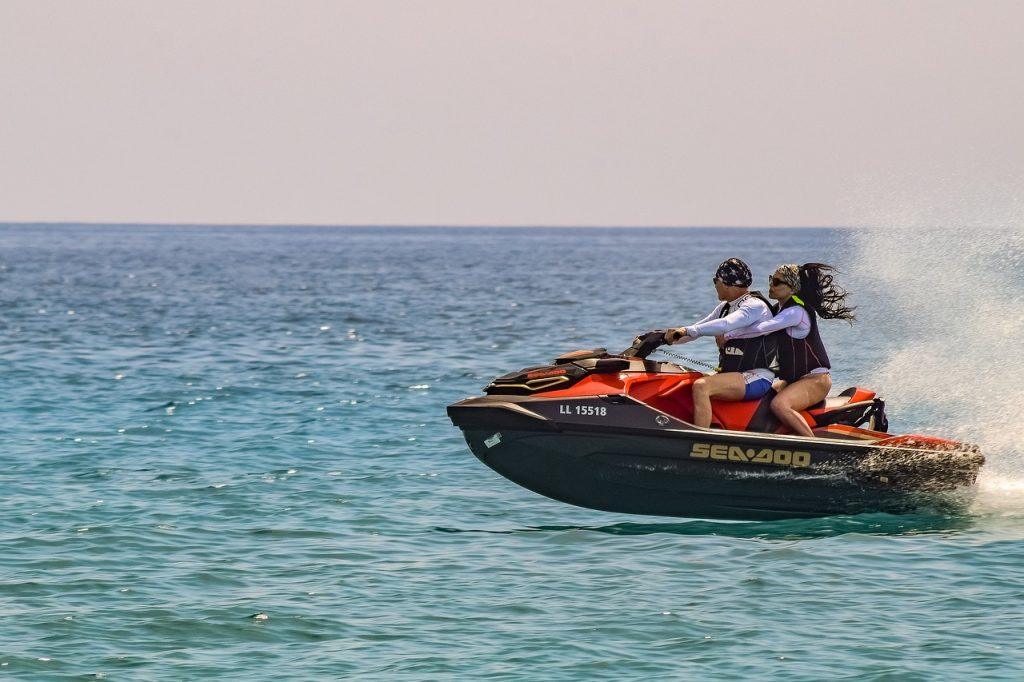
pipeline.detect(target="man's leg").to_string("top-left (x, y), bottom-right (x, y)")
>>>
top-left (691, 373), bottom-right (747, 428)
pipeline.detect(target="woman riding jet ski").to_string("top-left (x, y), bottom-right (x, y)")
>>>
top-left (447, 326), bottom-right (984, 521)
top-left (667, 260), bottom-right (854, 438)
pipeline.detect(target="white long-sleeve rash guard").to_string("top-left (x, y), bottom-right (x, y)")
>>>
top-left (726, 304), bottom-right (810, 340)
top-left (674, 293), bottom-right (776, 382)
top-left (726, 303), bottom-right (830, 376)
top-left (676, 293), bottom-right (774, 343)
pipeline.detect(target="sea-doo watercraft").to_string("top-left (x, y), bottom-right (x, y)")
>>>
top-left (447, 332), bottom-right (984, 520)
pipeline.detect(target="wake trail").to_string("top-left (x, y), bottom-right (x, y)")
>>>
top-left (849, 224), bottom-right (1024, 503)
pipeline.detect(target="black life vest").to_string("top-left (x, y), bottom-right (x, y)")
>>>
top-left (717, 291), bottom-right (779, 374)
top-left (773, 296), bottom-right (831, 382)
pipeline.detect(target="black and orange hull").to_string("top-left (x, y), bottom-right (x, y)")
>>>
top-left (449, 335), bottom-right (983, 520)
top-left (448, 394), bottom-right (982, 520)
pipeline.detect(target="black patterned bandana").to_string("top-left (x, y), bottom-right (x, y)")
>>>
top-left (715, 258), bottom-right (752, 287)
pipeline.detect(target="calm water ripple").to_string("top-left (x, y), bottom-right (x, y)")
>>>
top-left (1, 225), bottom-right (1022, 679)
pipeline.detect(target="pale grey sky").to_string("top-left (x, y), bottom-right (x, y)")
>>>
top-left (2, 1), bottom-right (1022, 226)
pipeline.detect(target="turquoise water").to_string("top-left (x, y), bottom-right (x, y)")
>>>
top-left (2, 225), bottom-right (1023, 679)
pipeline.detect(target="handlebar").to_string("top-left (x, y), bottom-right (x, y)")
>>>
top-left (620, 330), bottom-right (669, 359)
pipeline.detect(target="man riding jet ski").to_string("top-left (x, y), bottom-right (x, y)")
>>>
top-left (447, 329), bottom-right (984, 521)
top-left (663, 258), bottom-right (780, 429)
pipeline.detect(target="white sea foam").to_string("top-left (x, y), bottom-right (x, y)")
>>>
top-left (847, 187), bottom-right (1024, 496)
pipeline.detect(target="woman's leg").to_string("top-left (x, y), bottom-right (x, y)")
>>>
top-left (691, 373), bottom-right (747, 428)
top-left (770, 374), bottom-right (832, 437)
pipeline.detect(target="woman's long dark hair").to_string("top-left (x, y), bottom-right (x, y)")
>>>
top-left (798, 263), bottom-right (856, 322)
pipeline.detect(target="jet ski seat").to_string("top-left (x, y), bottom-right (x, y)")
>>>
top-left (809, 387), bottom-right (876, 411)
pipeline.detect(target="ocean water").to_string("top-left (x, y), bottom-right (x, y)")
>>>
top-left (1, 224), bottom-right (1023, 679)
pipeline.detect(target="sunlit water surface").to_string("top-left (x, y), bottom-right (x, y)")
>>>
top-left (1, 225), bottom-right (1022, 679)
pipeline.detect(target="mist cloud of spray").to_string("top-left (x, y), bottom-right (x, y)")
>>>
top-left (846, 180), bottom-right (1024, 498)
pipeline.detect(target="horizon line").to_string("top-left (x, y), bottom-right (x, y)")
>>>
top-left (0, 221), bottom-right (850, 229)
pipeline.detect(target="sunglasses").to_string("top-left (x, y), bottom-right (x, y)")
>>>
top-left (769, 277), bottom-right (789, 287)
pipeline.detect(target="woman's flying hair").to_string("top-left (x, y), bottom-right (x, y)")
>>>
top-left (798, 263), bottom-right (856, 322)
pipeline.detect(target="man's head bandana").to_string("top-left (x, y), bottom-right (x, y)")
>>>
top-left (715, 258), bottom-right (753, 287)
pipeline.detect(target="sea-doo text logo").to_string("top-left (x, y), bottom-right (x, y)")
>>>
top-left (689, 442), bottom-right (811, 468)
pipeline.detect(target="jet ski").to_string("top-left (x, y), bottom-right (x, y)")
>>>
top-left (447, 331), bottom-right (984, 520)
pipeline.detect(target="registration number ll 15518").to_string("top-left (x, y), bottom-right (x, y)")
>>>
top-left (559, 404), bottom-right (607, 417)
